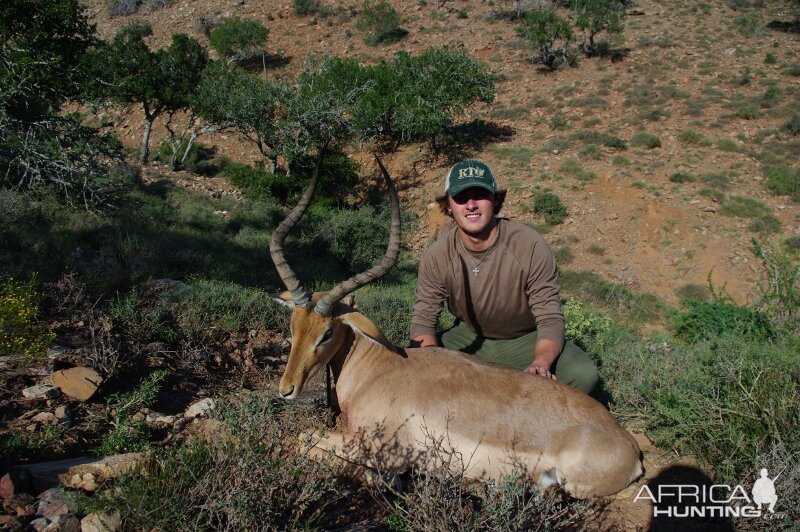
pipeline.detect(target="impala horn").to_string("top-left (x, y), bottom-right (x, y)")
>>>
top-left (268, 151), bottom-right (326, 307)
top-left (314, 155), bottom-right (401, 317)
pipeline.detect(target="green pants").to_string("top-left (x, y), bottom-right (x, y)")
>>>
top-left (439, 321), bottom-right (599, 393)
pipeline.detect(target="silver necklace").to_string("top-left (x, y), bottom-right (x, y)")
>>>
top-left (458, 229), bottom-right (500, 277)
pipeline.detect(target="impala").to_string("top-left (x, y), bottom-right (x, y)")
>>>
top-left (270, 155), bottom-right (643, 498)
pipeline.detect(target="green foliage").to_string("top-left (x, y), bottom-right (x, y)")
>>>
top-left (630, 131), bottom-right (661, 149)
top-left (532, 192), bottom-right (568, 225)
top-left (572, 130), bottom-right (626, 149)
top-left (354, 280), bottom-right (419, 347)
top-left (319, 203), bottom-right (404, 273)
top-left (357, 1), bottom-right (407, 45)
top-left (0, 276), bottom-right (55, 363)
top-left (97, 370), bottom-right (168, 456)
top-left (89, 25), bottom-right (207, 162)
top-left (752, 240), bottom-right (800, 335)
top-left (784, 115), bottom-right (800, 136)
top-left (559, 158), bottom-right (596, 181)
top-left (389, 47), bottom-right (496, 146)
top-left (571, 0), bottom-right (626, 52)
top-left (601, 333), bottom-right (799, 484)
top-left (171, 279), bottom-right (290, 340)
top-left (720, 195), bottom-right (780, 233)
top-left (735, 102), bottom-right (760, 119)
top-left (563, 298), bottom-right (612, 352)
top-left (517, 7), bottom-right (575, 69)
top-left (0, 424), bottom-right (67, 465)
top-left (673, 299), bottom-right (773, 343)
top-left (91, 393), bottom-right (337, 529)
top-left (763, 164), bottom-right (800, 201)
top-left (669, 172), bottom-right (695, 183)
top-left (108, 289), bottom-right (179, 343)
top-left (195, 63), bottom-right (280, 164)
top-left (293, 0), bottom-right (319, 16)
top-left (209, 17), bottom-right (268, 59)
top-left (678, 129), bottom-right (712, 146)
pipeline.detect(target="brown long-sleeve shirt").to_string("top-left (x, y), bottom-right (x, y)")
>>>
top-left (410, 218), bottom-right (565, 348)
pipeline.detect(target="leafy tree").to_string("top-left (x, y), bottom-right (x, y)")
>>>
top-left (571, 0), bottom-right (626, 54)
top-left (209, 17), bottom-right (268, 73)
top-left (517, 7), bottom-right (575, 70)
top-left (390, 47), bottom-right (496, 148)
top-left (0, 0), bottom-right (129, 208)
top-left (92, 23), bottom-right (207, 162)
top-left (194, 62), bottom-right (282, 170)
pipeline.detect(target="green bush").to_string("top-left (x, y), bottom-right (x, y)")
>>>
top-left (209, 17), bottom-right (268, 59)
top-left (563, 298), bottom-right (612, 352)
top-left (320, 203), bottom-right (404, 273)
top-left (735, 103), bottom-right (760, 119)
top-left (673, 299), bottom-right (772, 343)
top-left (89, 393), bottom-right (337, 529)
top-left (678, 129), bottom-right (712, 146)
top-left (171, 279), bottom-right (290, 340)
top-left (533, 192), bottom-right (568, 225)
top-left (559, 158), bottom-right (596, 181)
top-left (764, 164), bottom-right (800, 201)
top-left (293, 0), bottom-right (318, 16)
top-left (719, 195), bottom-right (772, 218)
top-left (600, 333), bottom-right (799, 485)
top-left (108, 289), bottom-right (179, 343)
top-left (669, 172), bottom-right (695, 183)
top-left (517, 8), bottom-right (575, 69)
top-left (356, 1), bottom-right (407, 45)
top-left (630, 132), bottom-right (661, 149)
top-left (97, 369), bottom-right (167, 456)
top-left (0, 277), bottom-right (55, 363)
top-left (752, 240), bottom-right (800, 335)
top-left (784, 115), bottom-right (800, 136)
top-left (573, 130), bottom-right (626, 149)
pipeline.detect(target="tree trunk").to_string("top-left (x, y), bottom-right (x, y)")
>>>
top-left (140, 117), bottom-right (154, 163)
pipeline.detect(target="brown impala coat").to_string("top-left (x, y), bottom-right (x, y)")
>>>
top-left (279, 297), bottom-right (643, 499)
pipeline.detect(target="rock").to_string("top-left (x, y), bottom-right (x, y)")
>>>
top-left (145, 412), bottom-right (176, 425)
top-left (0, 472), bottom-right (31, 500)
top-left (184, 398), bottom-right (216, 418)
top-left (54, 406), bottom-right (72, 426)
top-left (81, 511), bottom-right (122, 532)
top-left (58, 453), bottom-right (149, 492)
top-left (36, 488), bottom-right (76, 520)
top-left (44, 513), bottom-right (80, 532)
top-left (30, 517), bottom-right (51, 532)
top-left (32, 412), bottom-right (57, 425)
top-left (0, 514), bottom-right (21, 527)
top-left (702, 206), bottom-right (716, 213)
top-left (22, 385), bottom-right (59, 400)
top-left (46, 346), bottom-right (69, 360)
top-left (51, 367), bottom-right (102, 401)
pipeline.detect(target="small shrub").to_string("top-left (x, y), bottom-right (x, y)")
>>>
top-left (785, 64), bottom-right (800, 76)
top-left (108, 289), bottom-right (179, 343)
top-left (612, 155), bottom-right (630, 166)
top-left (533, 192), bottom-right (568, 225)
top-left (734, 13), bottom-right (761, 35)
top-left (673, 300), bottom-right (772, 343)
top-left (356, 1), bottom-right (408, 45)
top-left (321, 204), bottom-right (402, 273)
top-left (735, 103), bottom-right (760, 119)
top-left (587, 244), bottom-right (605, 256)
top-left (678, 130), bottom-right (712, 146)
top-left (784, 115), bottom-right (800, 136)
top-left (763, 164), bottom-right (800, 201)
top-left (559, 158), bottom-right (596, 181)
top-left (764, 52), bottom-right (778, 64)
top-left (209, 17), bottom-right (268, 59)
top-left (748, 214), bottom-right (781, 234)
top-left (143, 0), bottom-right (171, 11)
top-left (716, 138), bottom-right (744, 152)
top-left (548, 113), bottom-right (569, 130)
top-left (573, 130), bottom-right (626, 149)
top-left (97, 370), bottom-right (168, 456)
top-left (293, 0), bottom-right (319, 16)
top-left (107, 0), bottom-right (140, 16)
top-left (752, 240), bottom-right (800, 334)
top-left (0, 277), bottom-right (55, 363)
top-left (675, 284), bottom-right (711, 303)
top-left (563, 298), bottom-right (612, 352)
top-left (700, 172), bottom-right (731, 190)
top-left (761, 86), bottom-right (781, 108)
top-left (719, 195), bottom-right (773, 219)
top-left (172, 280), bottom-right (289, 340)
top-left (578, 143), bottom-right (601, 159)
top-left (669, 172), bottom-right (695, 183)
top-left (630, 132), bottom-right (661, 149)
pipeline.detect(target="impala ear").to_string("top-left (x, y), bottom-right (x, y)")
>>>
top-left (342, 295), bottom-right (355, 308)
top-left (272, 290), bottom-right (295, 308)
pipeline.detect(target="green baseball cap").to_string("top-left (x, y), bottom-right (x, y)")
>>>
top-left (444, 160), bottom-right (497, 197)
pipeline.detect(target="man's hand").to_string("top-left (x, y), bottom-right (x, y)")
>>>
top-left (524, 362), bottom-right (557, 380)
top-left (524, 338), bottom-right (561, 381)
top-left (410, 334), bottom-right (438, 348)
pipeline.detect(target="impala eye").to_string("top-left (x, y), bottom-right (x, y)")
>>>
top-left (321, 328), bottom-right (334, 343)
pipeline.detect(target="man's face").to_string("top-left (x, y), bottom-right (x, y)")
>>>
top-left (447, 187), bottom-right (497, 238)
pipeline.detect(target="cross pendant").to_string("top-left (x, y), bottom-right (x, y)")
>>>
top-left (472, 267), bottom-right (480, 277)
